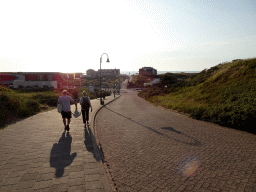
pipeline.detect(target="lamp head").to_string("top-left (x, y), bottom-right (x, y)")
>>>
top-left (106, 58), bottom-right (110, 63)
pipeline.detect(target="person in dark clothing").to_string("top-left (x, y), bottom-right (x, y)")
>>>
top-left (102, 90), bottom-right (105, 100)
top-left (80, 91), bottom-right (92, 127)
top-left (72, 89), bottom-right (79, 109)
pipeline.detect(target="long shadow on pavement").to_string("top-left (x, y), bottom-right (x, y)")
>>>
top-left (84, 125), bottom-right (104, 162)
top-left (161, 127), bottom-right (202, 146)
top-left (50, 132), bottom-right (77, 177)
top-left (104, 106), bottom-right (202, 146)
top-left (84, 127), bottom-right (94, 153)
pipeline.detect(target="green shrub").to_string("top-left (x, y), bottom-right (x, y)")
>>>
top-left (190, 106), bottom-right (208, 120)
top-left (27, 100), bottom-right (40, 113)
top-left (18, 100), bottom-right (40, 117)
top-left (189, 104), bottom-right (256, 133)
top-left (9, 99), bottom-right (20, 112)
top-left (0, 93), bottom-right (21, 127)
top-left (0, 111), bottom-right (6, 128)
top-left (0, 94), bottom-right (20, 112)
top-left (32, 93), bottom-right (58, 106)
top-left (0, 94), bottom-right (8, 104)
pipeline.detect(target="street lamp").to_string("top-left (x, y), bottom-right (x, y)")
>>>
top-left (118, 74), bottom-right (120, 94)
top-left (100, 53), bottom-right (110, 105)
top-left (113, 68), bottom-right (116, 90)
top-left (65, 74), bottom-right (69, 88)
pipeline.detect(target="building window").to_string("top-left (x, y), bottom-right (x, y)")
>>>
top-left (48, 75), bottom-right (53, 81)
top-left (38, 75), bottom-right (43, 81)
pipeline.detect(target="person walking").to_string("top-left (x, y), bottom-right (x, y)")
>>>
top-left (113, 89), bottom-right (116, 97)
top-left (102, 90), bottom-right (105, 100)
top-left (80, 91), bottom-right (92, 127)
top-left (58, 90), bottom-right (74, 131)
top-left (72, 89), bottom-right (79, 109)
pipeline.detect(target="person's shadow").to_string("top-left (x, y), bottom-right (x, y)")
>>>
top-left (72, 108), bottom-right (81, 118)
top-left (50, 132), bottom-right (77, 177)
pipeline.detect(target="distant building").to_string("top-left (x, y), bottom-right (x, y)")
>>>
top-left (0, 73), bottom-right (21, 87)
top-left (0, 72), bottom-right (84, 89)
top-left (98, 69), bottom-right (120, 77)
top-left (13, 72), bottom-right (64, 89)
top-left (139, 67), bottom-right (157, 76)
top-left (0, 72), bottom-right (27, 88)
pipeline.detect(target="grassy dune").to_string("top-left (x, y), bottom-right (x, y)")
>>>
top-left (139, 58), bottom-right (256, 133)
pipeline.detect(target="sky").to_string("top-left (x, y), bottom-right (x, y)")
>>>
top-left (0, 0), bottom-right (255, 73)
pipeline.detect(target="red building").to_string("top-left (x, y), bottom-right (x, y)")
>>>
top-left (0, 74), bottom-right (16, 87)
top-left (14, 72), bottom-right (67, 89)
top-left (1, 72), bottom-right (82, 89)
top-left (139, 67), bottom-right (157, 77)
top-left (23, 72), bottom-right (65, 88)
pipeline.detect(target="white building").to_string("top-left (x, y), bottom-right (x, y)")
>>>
top-left (13, 80), bottom-right (57, 89)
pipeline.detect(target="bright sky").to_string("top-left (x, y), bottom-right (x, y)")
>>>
top-left (0, 0), bottom-right (255, 73)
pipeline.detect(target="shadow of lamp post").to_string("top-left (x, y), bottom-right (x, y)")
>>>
top-left (100, 53), bottom-right (110, 105)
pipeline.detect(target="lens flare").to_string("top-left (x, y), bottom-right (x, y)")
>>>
top-left (178, 156), bottom-right (200, 177)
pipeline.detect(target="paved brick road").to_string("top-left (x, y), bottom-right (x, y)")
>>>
top-left (95, 90), bottom-right (256, 192)
top-left (0, 95), bottom-right (118, 192)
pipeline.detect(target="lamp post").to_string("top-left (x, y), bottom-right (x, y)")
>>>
top-left (113, 68), bottom-right (116, 90)
top-left (100, 53), bottom-right (110, 105)
top-left (65, 74), bottom-right (69, 88)
top-left (119, 74), bottom-right (120, 94)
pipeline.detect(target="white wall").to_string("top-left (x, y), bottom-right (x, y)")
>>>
top-left (13, 80), bottom-right (57, 88)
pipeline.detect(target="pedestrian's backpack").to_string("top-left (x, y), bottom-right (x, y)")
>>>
top-left (82, 96), bottom-right (89, 110)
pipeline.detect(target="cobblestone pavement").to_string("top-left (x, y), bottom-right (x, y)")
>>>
top-left (0, 95), bottom-right (118, 192)
top-left (95, 90), bottom-right (256, 192)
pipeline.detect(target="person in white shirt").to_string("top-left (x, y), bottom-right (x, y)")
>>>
top-left (58, 90), bottom-right (74, 131)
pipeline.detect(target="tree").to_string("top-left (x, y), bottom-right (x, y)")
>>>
top-left (86, 69), bottom-right (96, 76)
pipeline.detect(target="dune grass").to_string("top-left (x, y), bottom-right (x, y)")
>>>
top-left (139, 58), bottom-right (256, 133)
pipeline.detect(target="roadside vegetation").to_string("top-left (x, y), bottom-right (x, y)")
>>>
top-left (138, 58), bottom-right (256, 134)
top-left (0, 87), bottom-right (110, 129)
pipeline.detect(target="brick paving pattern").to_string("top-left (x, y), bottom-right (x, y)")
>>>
top-left (95, 90), bottom-right (256, 192)
top-left (0, 95), bottom-right (118, 192)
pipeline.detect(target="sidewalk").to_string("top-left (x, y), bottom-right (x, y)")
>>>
top-left (0, 94), bottom-right (120, 192)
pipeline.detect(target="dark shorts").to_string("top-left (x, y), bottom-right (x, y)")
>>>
top-left (61, 111), bottom-right (72, 119)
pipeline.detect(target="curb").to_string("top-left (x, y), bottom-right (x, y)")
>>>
top-left (91, 95), bottom-right (121, 192)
